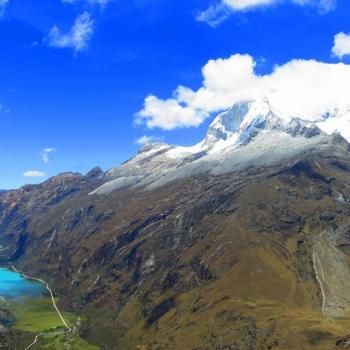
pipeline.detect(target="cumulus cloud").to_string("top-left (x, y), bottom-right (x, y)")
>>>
top-left (332, 32), bottom-right (350, 58)
top-left (23, 170), bottom-right (47, 178)
top-left (47, 12), bottom-right (94, 52)
top-left (135, 96), bottom-right (208, 130)
top-left (197, 0), bottom-right (336, 26)
top-left (136, 53), bottom-right (350, 129)
top-left (0, 0), bottom-right (8, 17)
top-left (41, 148), bottom-right (56, 164)
top-left (135, 135), bottom-right (162, 146)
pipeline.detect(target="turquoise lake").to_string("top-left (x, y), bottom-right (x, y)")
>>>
top-left (0, 267), bottom-right (47, 299)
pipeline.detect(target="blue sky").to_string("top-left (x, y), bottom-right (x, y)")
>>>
top-left (0, 0), bottom-right (350, 189)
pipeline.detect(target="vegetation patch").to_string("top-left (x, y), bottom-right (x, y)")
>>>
top-left (0, 296), bottom-right (99, 349)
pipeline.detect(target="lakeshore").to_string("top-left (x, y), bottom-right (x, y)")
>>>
top-left (0, 266), bottom-right (98, 349)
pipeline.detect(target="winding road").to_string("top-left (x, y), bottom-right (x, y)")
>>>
top-left (11, 265), bottom-right (72, 350)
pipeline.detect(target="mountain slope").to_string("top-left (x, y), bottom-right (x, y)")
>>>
top-left (1, 100), bottom-right (350, 349)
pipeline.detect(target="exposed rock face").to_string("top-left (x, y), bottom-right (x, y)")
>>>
top-left (333, 224), bottom-right (350, 247)
top-left (2, 101), bottom-right (350, 349)
top-left (0, 324), bottom-right (9, 334)
top-left (86, 166), bottom-right (104, 179)
top-left (0, 170), bottom-right (104, 263)
top-left (313, 230), bottom-right (350, 317)
top-left (0, 308), bottom-right (15, 327)
top-left (337, 336), bottom-right (350, 348)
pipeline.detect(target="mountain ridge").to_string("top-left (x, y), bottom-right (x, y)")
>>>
top-left (93, 98), bottom-right (335, 195)
top-left (1, 98), bottom-right (350, 349)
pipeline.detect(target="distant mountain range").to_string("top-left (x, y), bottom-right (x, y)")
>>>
top-left (1, 99), bottom-right (350, 349)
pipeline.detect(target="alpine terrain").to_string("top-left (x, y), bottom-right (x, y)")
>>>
top-left (2, 98), bottom-right (350, 349)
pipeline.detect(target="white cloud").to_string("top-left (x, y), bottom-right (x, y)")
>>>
top-left (136, 53), bottom-right (350, 130)
top-left (197, 0), bottom-right (336, 26)
top-left (135, 96), bottom-right (208, 130)
top-left (224, 0), bottom-right (336, 11)
top-left (62, 0), bottom-right (110, 7)
top-left (135, 135), bottom-right (162, 146)
top-left (318, 111), bottom-right (350, 141)
top-left (292, 0), bottom-right (336, 12)
top-left (223, 0), bottom-right (276, 10)
top-left (23, 170), bottom-right (47, 178)
top-left (332, 32), bottom-right (350, 59)
top-left (47, 12), bottom-right (94, 52)
top-left (0, 0), bottom-right (9, 17)
top-left (195, 4), bottom-right (230, 27)
top-left (41, 148), bottom-right (56, 164)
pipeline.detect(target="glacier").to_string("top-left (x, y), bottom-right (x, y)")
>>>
top-left (90, 98), bottom-right (349, 195)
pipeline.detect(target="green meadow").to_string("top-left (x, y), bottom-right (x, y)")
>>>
top-left (0, 296), bottom-right (99, 349)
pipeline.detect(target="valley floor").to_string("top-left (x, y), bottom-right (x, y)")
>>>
top-left (0, 295), bottom-right (99, 349)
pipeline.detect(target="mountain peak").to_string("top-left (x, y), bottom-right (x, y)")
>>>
top-left (138, 142), bottom-right (171, 154)
top-left (85, 166), bottom-right (104, 179)
top-left (204, 97), bottom-right (284, 148)
top-left (96, 97), bottom-right (342, 195)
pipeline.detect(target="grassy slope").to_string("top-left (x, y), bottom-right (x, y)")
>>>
top-left (2, 140), bottom-right (350, 349)
top-left (115, 246), bottom-right (350, 350)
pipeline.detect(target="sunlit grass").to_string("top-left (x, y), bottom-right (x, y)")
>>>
top-left (2, 296), bottom-right (74, 333)
top-left (0, 296), bottom-right (100, 349)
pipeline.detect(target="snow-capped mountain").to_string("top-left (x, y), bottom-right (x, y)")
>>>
top-left (3, 103), bottom-right (350, 350)
top-left (204, 98), bottom-right (284, 147)
top-left (91, 98), bottom-right (347, 195)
